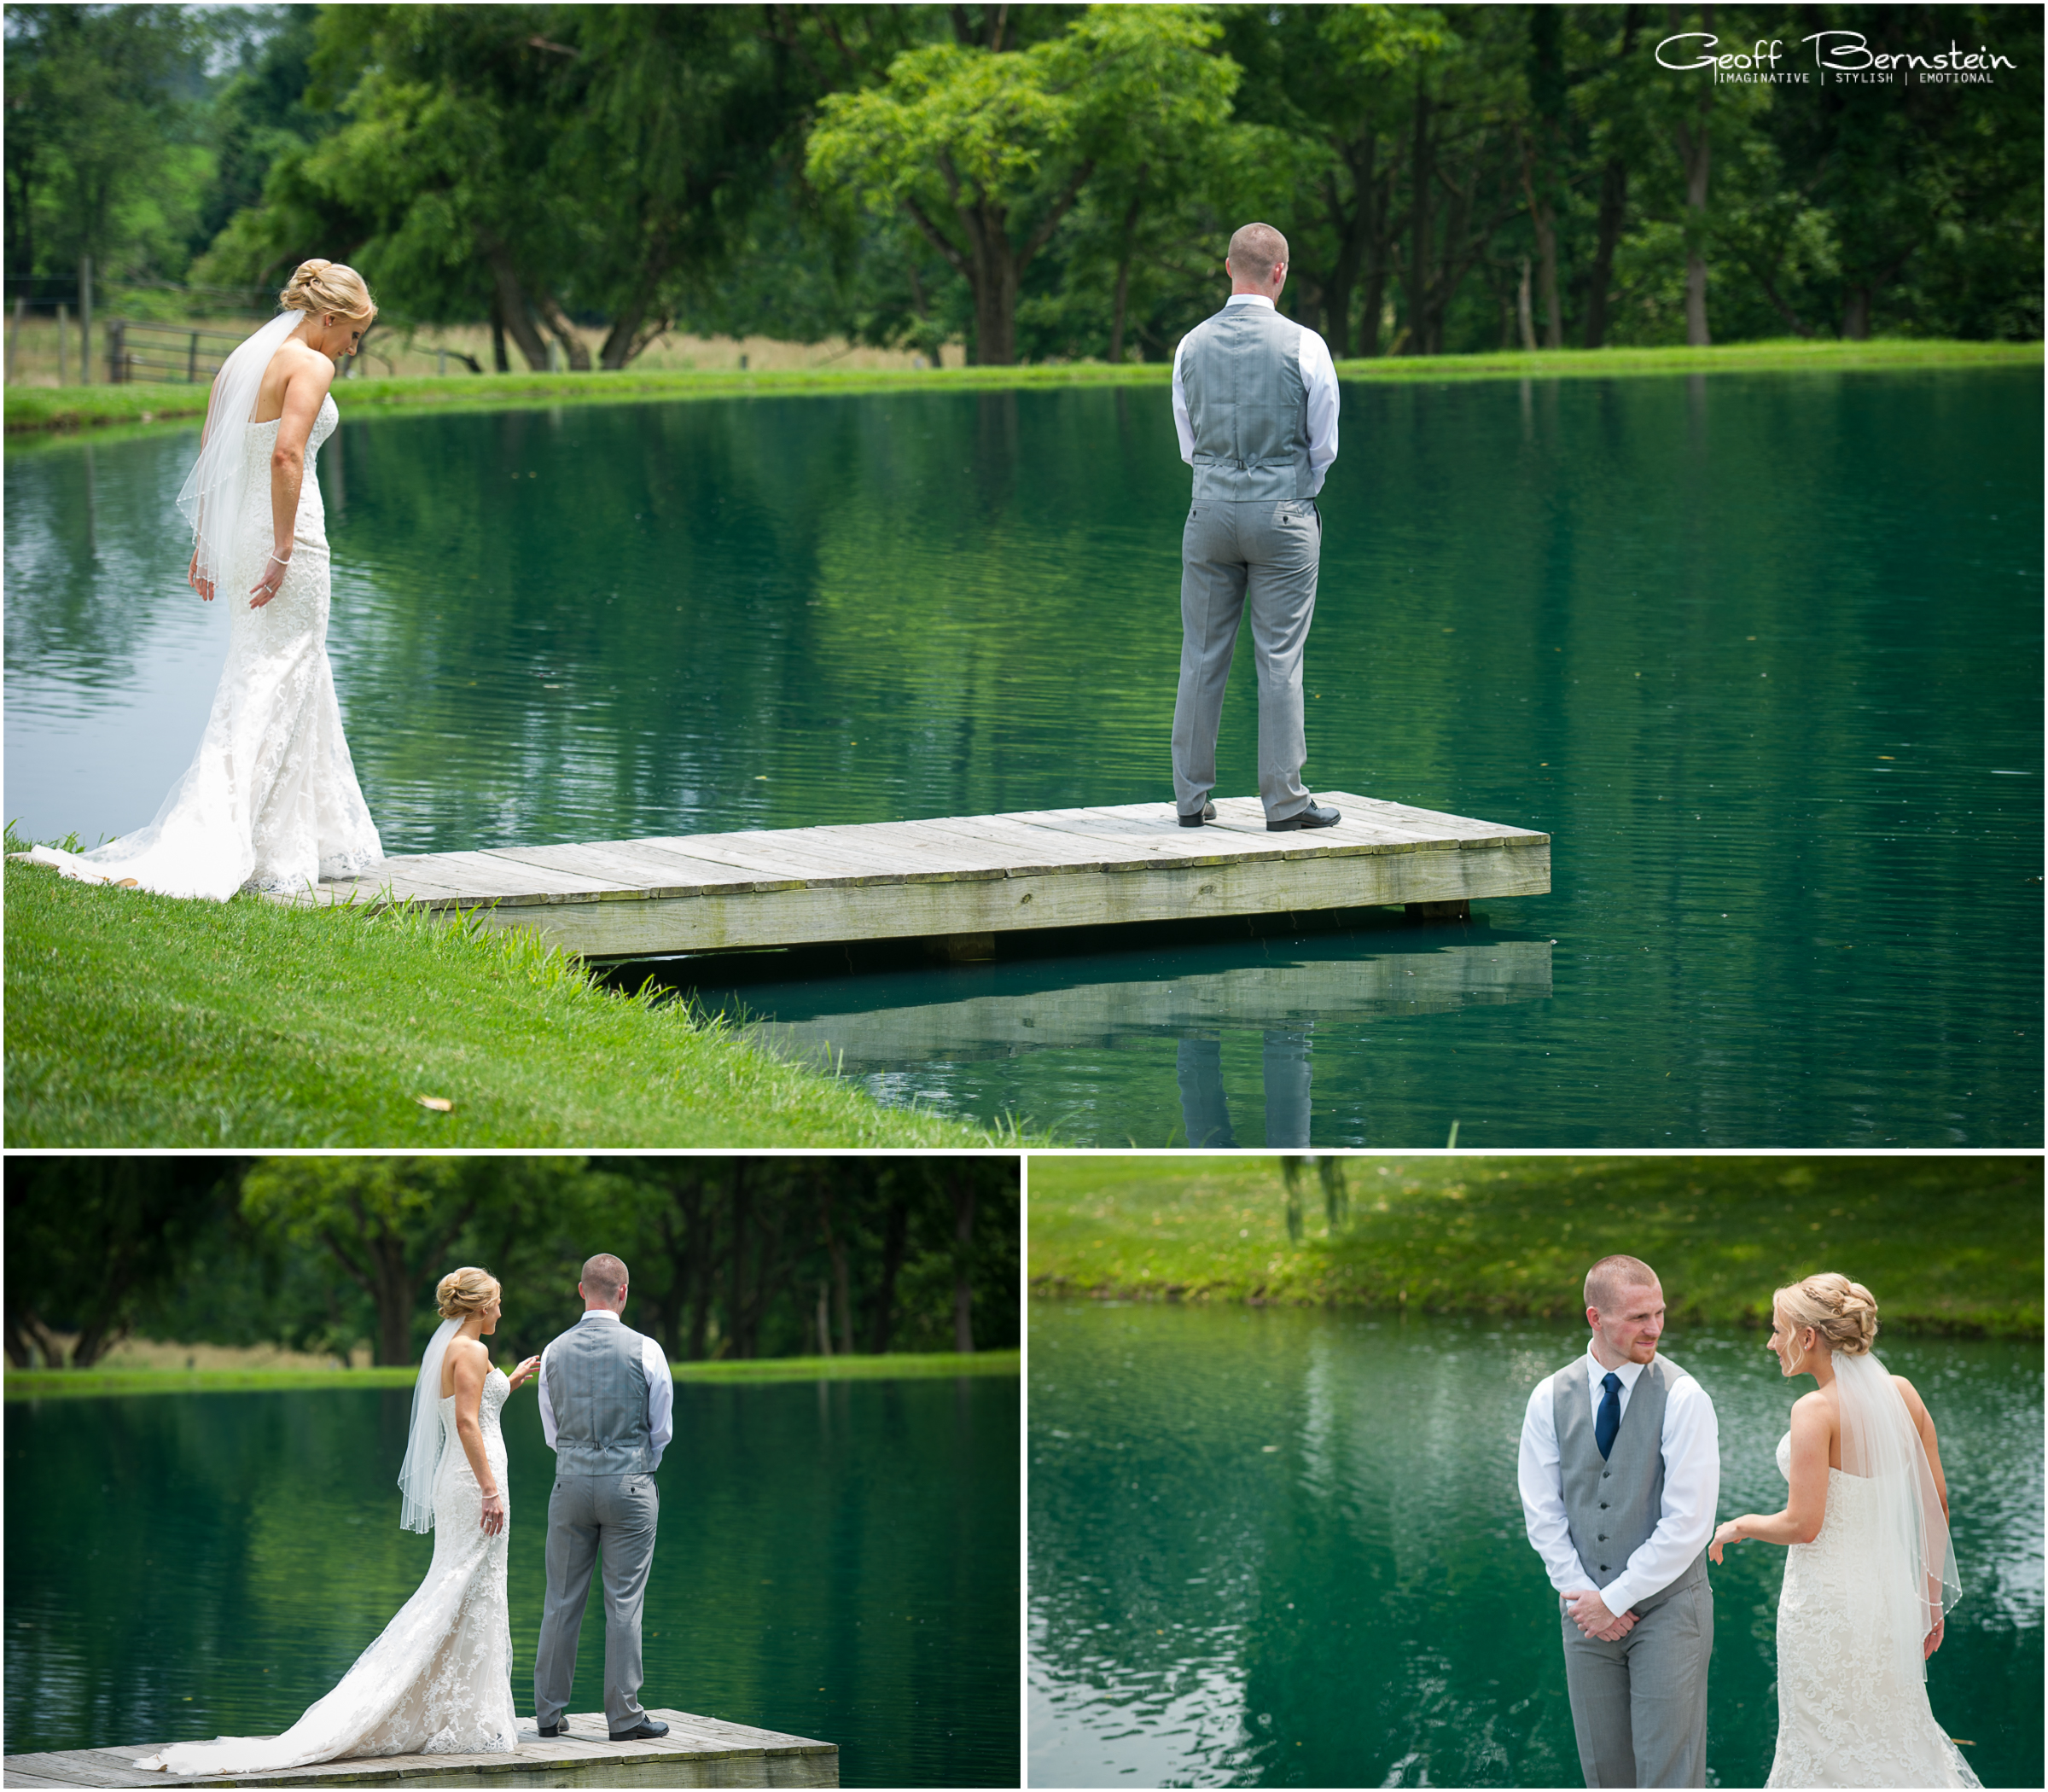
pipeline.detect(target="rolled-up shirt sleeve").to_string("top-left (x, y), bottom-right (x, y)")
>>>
top-left (537, 1343), bottom-right (557, 1452)
top-left (644, 1335), bottom-right (674, 1469)
top-left (1600, 1372), bottom-right (1720, 1615)
top-left (1519, 1378), bottom-right (1594, 1595)
top-left (1299, 328), bottom-right (1339, 494)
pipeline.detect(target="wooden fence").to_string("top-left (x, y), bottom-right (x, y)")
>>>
top-left (103, 319), bottom-right (249, 386)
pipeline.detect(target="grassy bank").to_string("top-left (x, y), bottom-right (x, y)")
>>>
top-left (1027, 1155), bottom-right (2043, 1336)
top-left (3, 1347), bottom-right (1020, 1402)
top-left (5, 856), bottom-right (1010, 1146)
top-left (9, 337), bottom-right (2035, 435)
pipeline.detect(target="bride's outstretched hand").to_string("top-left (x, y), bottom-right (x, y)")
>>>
top-left (249, 553), bottom-right (289, 608)
top-left (1708, 1519), bottom-right (1743, 1564)
top-left (507, 1354), bottom-right (542, 1393)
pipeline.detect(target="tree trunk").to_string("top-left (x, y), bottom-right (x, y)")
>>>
top-left (1405, 84), bottom-right (1434, 355)
top-left (1840, 285), bottom-right (1871, 340)
top-left (1583, 158), bottom-right (1628, 347)
top-left (1359, 165), bottom-right (1392, 358)
top-left (951, 1177), bottom-right (977, 1353)
top-left (869, 1196), bottom-right (909, 1353)
top-left (481, 241), bottom-right (553, 370)
top-left (1517, 256), bottom-right (1537, 351)
top-left (490, 298), bottom-right (509, 373)
top-left (724, 1161), bottom-right (749, 1359)
top-left (531, 284), bottom-right (591, 370)
top-left (685, 1185), bottom-right (714, 1361)
top-left (1108, 187), bottom-right (1143, 364)
top-left (1516, 131), bottom-right (1562, 350)
top-left (1671, 8), bottom-right (1713, 347)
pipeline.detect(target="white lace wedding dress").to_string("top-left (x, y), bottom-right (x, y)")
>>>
top-left (136, 1370), bottom-right (520, 1774)
top-left (27, 393), bottom-right (382, 900)
top-left (1766, 1429), bottom-right (1981, 1788)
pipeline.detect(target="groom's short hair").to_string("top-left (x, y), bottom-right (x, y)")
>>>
top-left (1226, 222), bottom-right (1288, 282)
top-left (582, 1253), bottom-right (628, 1300)
top-left (1584, 1254), bottom-right (1659, 1313)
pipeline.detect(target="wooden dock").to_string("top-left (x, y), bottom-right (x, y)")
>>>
top-left (740, 938), bottom-right (1554, 1069)
top-left (3, 1709), bottom-right (835, 1789)
top-left (307, 793), bottom-right (1550, 960)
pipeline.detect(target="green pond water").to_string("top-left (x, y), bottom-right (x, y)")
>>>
top-left (5, 370), bottom-right (2039, 1145)
top-left (1028, 1301), bottom-right (2044, 1789)
top-left (3, 1376), bottom-right (1017, 1786)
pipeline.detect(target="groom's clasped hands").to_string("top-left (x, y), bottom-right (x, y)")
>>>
top-left (1562, 1586), bottom-right (1640, 1644)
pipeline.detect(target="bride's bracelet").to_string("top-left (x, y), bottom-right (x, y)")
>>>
top-left (268, 551), bottom-right (292, 567)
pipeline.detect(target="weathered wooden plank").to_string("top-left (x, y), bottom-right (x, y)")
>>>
top-left (4, 1711), bottom-right (835, 1792)
top-left (459, 837), bottom-right (1551, 957)
top-left (287, 791), bottom-right (1549, 955)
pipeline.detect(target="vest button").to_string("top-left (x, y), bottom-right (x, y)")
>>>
top-left (1600, 1503), bottom-right (1609, 1510)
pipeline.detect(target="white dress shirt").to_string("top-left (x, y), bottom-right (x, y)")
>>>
top-left (1517, 1345), bottom-right (1719, 1616)
top-left (1170, 293), bottom-right (1341, 495)
top-left (536, 1309), bottom-right (674, 1470)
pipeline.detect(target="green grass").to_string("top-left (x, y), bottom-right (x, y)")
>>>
top-left (2, 1348), bottom-right (1019, 1401)
top-left (9, 337), bottom-right (2036, 435)
top-left (4, 853), bottom-right (1015, 1146)
top-left (1027, 1155), bottom-right (2043, 1335)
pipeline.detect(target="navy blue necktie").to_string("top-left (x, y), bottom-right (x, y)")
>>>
top-left (1596, 1371), bottom-right (1622, 1458)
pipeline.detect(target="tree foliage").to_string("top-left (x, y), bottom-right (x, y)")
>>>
top-left (3, 1155), bottom-right (1019, 1370)
top-left (5, 4), bottom-right (2039, 358)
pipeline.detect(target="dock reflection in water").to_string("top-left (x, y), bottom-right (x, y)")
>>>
top-left (631, 922), bottom-right (1551, 1147)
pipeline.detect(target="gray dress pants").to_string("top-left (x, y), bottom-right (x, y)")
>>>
top-left (1171, 497), bottom-right (1321, 822)
top-left (1559, 1579), bottom-right (1713, 1788)
top-left (534, 1471), bottom-right (660, 1733)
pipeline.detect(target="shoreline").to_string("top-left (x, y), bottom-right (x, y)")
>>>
top-left (4, 1347), bottom-right (1020, 1400)
top-left (5, 852), bottom-right (1024, 1147)
top-left (1027, 1283), bottom-right (2039, 1339)
top-left (7, 338), bottom-right (2037, 438)
top-left (1028, 1155), bottom-right (2044, 1340)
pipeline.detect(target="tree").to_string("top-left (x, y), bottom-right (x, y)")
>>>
top-left (4, 1157), bottom-right (234, 1367)
top-left (3, 4), bottom-right (209, 298)
top-left (240, 1156), bottom-right (587, 1365)
top-left (807, 4), bottom-right (1239, 364)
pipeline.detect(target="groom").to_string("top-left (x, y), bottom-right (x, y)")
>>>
top-left (533, 1252), bottom-right (676, 1742)
top-left (1517, 1255), bottom-right (1719, 1788)
top-left (1169, 220), bottom-right (1341, 831)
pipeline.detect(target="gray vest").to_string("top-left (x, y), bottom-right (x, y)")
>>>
top-left (1178, 301), bottom-right (1314, 502)
top-left (1548, 1353), bottom-right (1707, 1610)
top-left (546, 1317), bottom-right (653, 1476)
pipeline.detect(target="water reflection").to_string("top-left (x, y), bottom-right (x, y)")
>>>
top-left (637, 922), bottom-right (1551, 1148)
top-left (1029, 1302), bottom-right (2044, 1789)
top-left (6, 1377), bottom-right (1020, 1787)
top-left (6, 371), bottom-right (2039, 1144)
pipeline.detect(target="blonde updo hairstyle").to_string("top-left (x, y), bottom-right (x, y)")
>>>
top-left (436, 1266), bottom-right (500, 1323)
top-left (1772, 1271), bottom-right (1878, 1358)
top-left (280, 259), bottom-right (377, 323)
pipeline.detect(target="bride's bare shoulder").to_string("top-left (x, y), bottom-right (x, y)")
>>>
top-left (1889, 1372), bottom-right (1930, 1421)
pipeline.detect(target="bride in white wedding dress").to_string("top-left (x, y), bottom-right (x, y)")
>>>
top-left (1709, 1272), bottom-right (1980, 1789)
top-left (26, 259), bottom-right (383, 900)
top-left (136, 1269), bottom-right (542, 1775)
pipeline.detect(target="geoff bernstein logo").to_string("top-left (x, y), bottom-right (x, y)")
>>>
top-left (1655, 31), bottom-right (2016, 84)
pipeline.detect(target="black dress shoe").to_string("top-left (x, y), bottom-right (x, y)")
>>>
top-left (1267, 800), bottom-right (1341, 831)
top-left (1178, 799), bottom-right (1218, 827)
top-left (609, 1719), bottom-right (670, 1742)
top-left (536, 1718), bottom-right (570, 1738)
